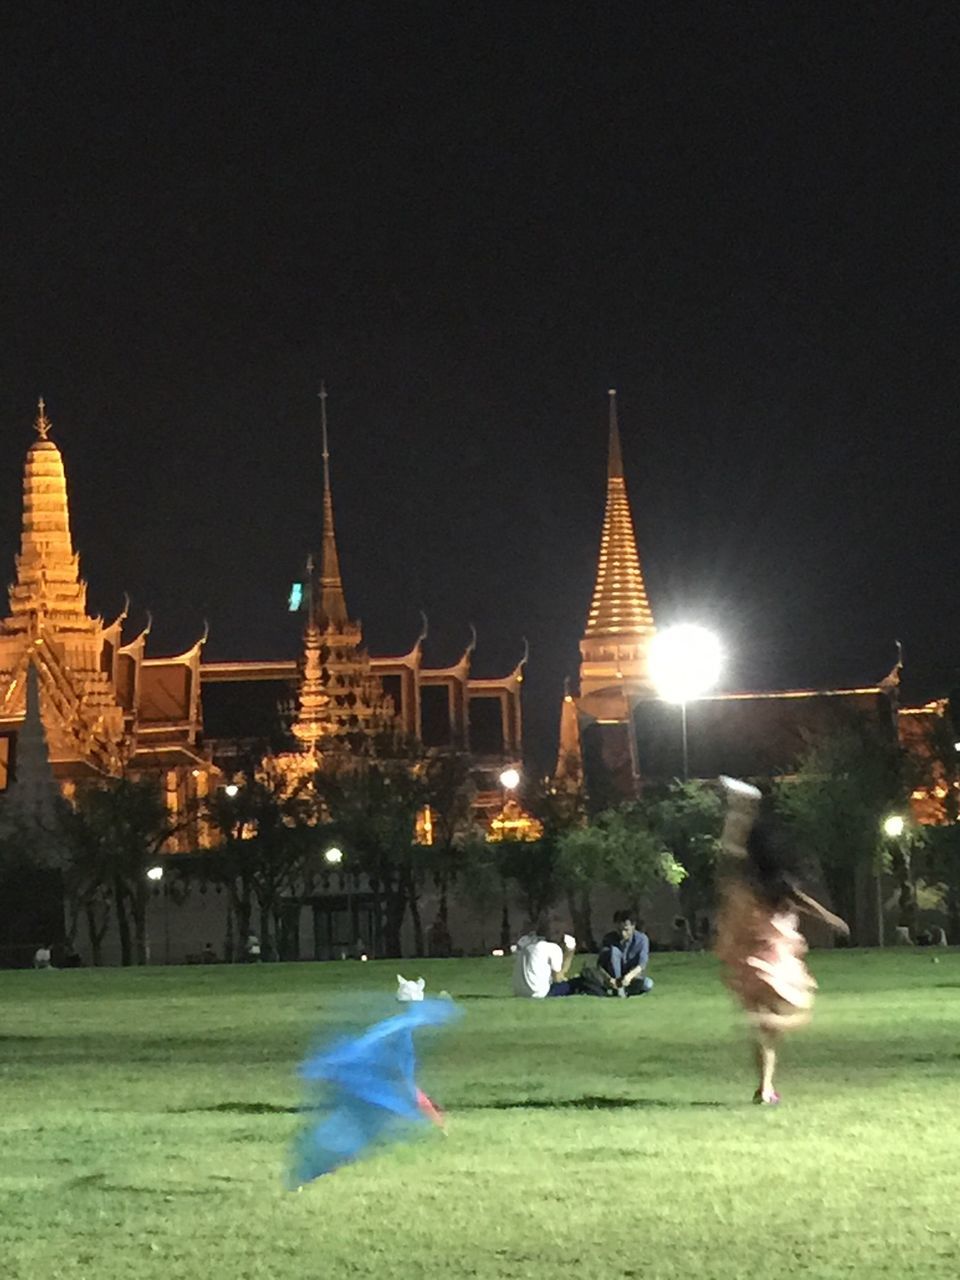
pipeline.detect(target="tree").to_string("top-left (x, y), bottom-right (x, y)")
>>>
top-left (556, 803), bottom-right (686, 917)
top-left (206, 761), bottom-right (318, 961)
top-left (775, 721), bottom-right (906, 944)
top-left (408, 751), bottom-right (477, 955)
top-left (313, 745), bottom-right (429, 958)
top-left (644, 780), bottom-right (723, 924)
top-left (67, 777), bottom-right (187, 965)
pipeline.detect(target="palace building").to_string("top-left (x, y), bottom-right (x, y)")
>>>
top-left (559, 392), bottom-right (947, 815)
top-left (0, 397), bottom-right (523, 826)
top-left (199, 389), bottom-right (525, 819)
top-left (0, 401), bottom-right (211, 824)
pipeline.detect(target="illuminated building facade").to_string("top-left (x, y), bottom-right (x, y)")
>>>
top-left (560, 393), bottom-right (941, 811)
top-left (200, 390), bottom-right (525, 820)
top-left (0, 402), bottom-right (211, 818)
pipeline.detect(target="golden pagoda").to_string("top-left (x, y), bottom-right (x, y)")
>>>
top-left (578, 389), bottom-right (657, 721)
top-left (0, 401), bottom-right (210, 823)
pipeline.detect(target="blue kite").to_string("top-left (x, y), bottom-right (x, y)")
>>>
top-left (289, 998), bottom-right (461, 1187)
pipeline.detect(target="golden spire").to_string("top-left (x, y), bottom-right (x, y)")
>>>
top-left (317, 384), bottom-right (348, 628)
top-left (583, 390), bottom-right (654, 640)
top-left (578, 390), bottom-right (657, 707)
top-left (35, 396), bottom-right (51, 440)
top-left (9, 399), bottom-right (89, 623)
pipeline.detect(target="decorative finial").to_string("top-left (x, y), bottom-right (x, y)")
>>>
top-left (35, 397), bottom-right (51, 440)
top-left (318, 382), bottom-right (329, 463)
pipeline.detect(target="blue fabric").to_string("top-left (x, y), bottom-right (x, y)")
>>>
top-left (546, 978), bottom-right (581, 996)
top-left (290, 999), bottom-right (461, 1187)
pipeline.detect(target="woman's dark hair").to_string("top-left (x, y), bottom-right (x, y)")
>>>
top-left (745, 821), bottom-right (798, 908)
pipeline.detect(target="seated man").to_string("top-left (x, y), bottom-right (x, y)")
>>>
top-left (598, 911), bottom-right (653, 996)
top-left (512, 920), bottom-right (579, 997)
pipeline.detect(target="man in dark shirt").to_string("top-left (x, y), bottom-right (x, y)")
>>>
top-left (598, 911), bottom-right (654, 996)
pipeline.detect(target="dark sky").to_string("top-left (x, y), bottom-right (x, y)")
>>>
top-left (1, 2), bottom-right (957, 767)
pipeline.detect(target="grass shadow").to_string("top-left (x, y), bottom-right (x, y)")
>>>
top-left (67, 1172), bottom-right (229, 1196)
top-left (169, 1101), bottom-right (298, 1116)
top-left (461, 1094), bottom-right (728, 1111)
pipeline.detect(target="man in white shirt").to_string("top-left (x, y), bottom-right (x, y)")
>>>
top-left (512, 922), bottom-right (578, 997)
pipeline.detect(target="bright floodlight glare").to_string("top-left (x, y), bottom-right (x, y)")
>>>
top-left (499, 767), bottom-right (521, 790)
top-left (324, 846), bottom-right (344, 865)
top-left (954, 741), bottom-right (960, 753)
top-left (223, 783), bottom-right (239, 798)
top-left (883, 814), bottom-right (905, 839)
top-left (146, 865), bottom-right (164, 882)
top-left (649, 624), bottom-right (723, 704)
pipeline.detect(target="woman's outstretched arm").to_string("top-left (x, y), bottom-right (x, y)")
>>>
top-left (792, 887), bottom-right (850, 936)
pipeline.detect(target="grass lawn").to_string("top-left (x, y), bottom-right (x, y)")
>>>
top-left (1, 951), bottom-right (958, 1280)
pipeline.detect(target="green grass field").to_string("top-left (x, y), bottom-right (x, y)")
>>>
top-left (1, 951), bottom-right (958, 1279)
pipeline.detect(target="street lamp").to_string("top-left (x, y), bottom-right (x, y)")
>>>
top-left (146, 866), bottom-right (170, 964)
top-left (499, 767), bottom-right (521, 791)
top-left (878, 813), bottom-right (909, 948)
top-left (649, 624), bottom-right (723, 780)
top-left (324, 846), bottom-right (353, 955)
top-left (223, 783), bottom-right (239, 798)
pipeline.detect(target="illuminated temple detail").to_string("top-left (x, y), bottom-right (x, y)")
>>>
top-left (578, 390), bottom-right (657, 717)
top-left (290, 389), bottom-right (391, 750)
top-left (0, 403), bottom-right (209, 825)
top-left (206, 389), bottom-right (525, 802)
top-left (486, 797), bottom-right (543, 843)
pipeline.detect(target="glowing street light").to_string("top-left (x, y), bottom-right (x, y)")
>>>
top-left (223, 783), bottom-right (239, 798)
top-left (649, 624), bottom-right (723, 780)
top-left (499, 767), bottom-right (521, 791)
top-left (146, 866), bottom-right (169, 964)
top-left (324, 846), bottom-right (344, 866)
top-left (882, 814), bottom-right (905, 839)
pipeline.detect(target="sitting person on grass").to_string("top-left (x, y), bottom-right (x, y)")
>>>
top-left (598, 910), bottom-right (654, 996)
top-left (512, 919), bottom-right (579, 997)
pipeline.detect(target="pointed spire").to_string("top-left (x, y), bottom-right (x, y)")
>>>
top-left (35, 396), bottom-right (52, 440)
top-left (579, 392), bottom-right (656, 704)
top-left (317, 384), bottom-right (348, 627)
top-left (583, 392), bottom-right (654, 640)
top-left (607, 389), bottom-right (623, 479)
top-left (9, 400), bottom-right (89, 623)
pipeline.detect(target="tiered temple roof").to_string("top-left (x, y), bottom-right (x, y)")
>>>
top-left (578, 390), bottom-right (657, 719)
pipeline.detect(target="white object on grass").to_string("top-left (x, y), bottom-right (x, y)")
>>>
top-left (396, 974), bottom-right (426, 1002)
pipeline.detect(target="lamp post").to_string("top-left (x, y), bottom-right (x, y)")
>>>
top-left (495, 769), bottom-right (521, 950)
top-left (878, 814), bottom-right (908, 949)
top-left (498, 767), bottom-right (521, 792)
top-left (324, 846), bottom-right (354, 956)
top-left (649, 625), bottom-right (723, 780)
top-left (146, 864), bottom-right (170, 965)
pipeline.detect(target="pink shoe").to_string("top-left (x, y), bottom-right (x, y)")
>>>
top-left (752, 1089), bottom-right (780, 1106)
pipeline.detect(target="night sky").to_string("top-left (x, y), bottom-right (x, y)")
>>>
top-left (1, 3), bottom-right (957, 767)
